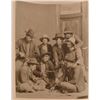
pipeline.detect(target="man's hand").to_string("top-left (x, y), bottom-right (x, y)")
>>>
top-left (55, 78), bottom-right (60, 84)
top-left (19, 52), bottom-right (25, 57)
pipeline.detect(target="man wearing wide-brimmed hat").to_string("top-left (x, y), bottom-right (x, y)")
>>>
top-left (55, 40), bottom-right (86, 93)
top-left (38, 34), bottom-right (53, 60)
top-left (63, 30), bottom-right (83, 48)
top-left (63, 31), bottom-right (87, 82)
top-left (52, 33), bottom-right (64, 68)
top-left (17, 58), bottom-right (46, 92)
top-left (16, 29), bottom-right (39, 88)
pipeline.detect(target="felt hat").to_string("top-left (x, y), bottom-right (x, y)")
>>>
top-left (64, 31), bottom-right (73, 35)
top-left (53, 33), bottom-right (64, 40)
top-left (40, 34), bottom-right (50, 42)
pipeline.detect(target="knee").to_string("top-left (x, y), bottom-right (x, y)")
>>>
top-left (75, 65), bottom-right (82, 70)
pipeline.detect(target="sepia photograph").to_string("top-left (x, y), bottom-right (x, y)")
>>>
top-left (12, 0), bottom-right (88, 99)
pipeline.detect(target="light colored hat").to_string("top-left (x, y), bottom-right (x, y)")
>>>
top-left (53, 33), bottom-right (64, 40)
top-left (40, 34), bottom-right (50, 42)
top-left (64, 31), bottom-right (73, 35)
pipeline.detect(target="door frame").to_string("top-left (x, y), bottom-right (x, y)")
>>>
top-left (60, 13), bottom-right (82, 39)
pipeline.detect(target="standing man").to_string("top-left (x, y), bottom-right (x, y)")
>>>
top-left (63, 31), bottom-right (87, 82)
top-left (16, 29), bottom-right (39, 60)
top-left (52, 33), bottom-right (65, 82)
top-left (55, 40), bottom-right (86, 93)
top-left (39, 34), bottom-right (53, 61)
top-left (16, 29), bottom-right (39, 86)
top-left (52, 33), bottom-right (64, 68)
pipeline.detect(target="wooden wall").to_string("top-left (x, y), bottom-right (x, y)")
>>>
top-left (15, 1), bottom-right (88, 67)
top-left (15, 1), bottom-right (57, 45)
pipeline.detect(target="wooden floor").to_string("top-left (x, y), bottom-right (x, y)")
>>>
top-left (16, 84), bottom-right (88, 99)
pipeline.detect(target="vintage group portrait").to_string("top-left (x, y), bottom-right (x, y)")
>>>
top-left (12, 0), bottom-right (88, 99)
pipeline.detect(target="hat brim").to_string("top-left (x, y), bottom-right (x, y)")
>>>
top-left (53, 37), bottom-right (64, 40)
top-left (40, 37), bottom-right (50, 42)
top-left (64, 32), bottom-right (73, 35)
top-left (26, 33), bottom-right (34, 38)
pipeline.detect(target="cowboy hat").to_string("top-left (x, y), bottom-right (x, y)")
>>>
top-left (64, 31), bottom-right (73, 35)
top-left (40, 34), bottom-right (50, 42)
top-left (53, 33), bottom-right (64, 40)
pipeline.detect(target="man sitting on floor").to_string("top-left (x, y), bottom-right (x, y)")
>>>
top-left (16, 58), bottom-right (46, 93)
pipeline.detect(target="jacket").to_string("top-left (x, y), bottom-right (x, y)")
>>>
top-left (38, 43), bottom-right (53, 59)
top-left (53, 44), bottom-right (64, 65)
top-left (16, 37), bottom-right (39, 60)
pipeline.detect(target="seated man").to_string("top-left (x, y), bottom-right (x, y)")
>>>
top-left (55, 40), bottom-right (86, 93)
top-left (16, 58), bottom-right (46, 93)
top-left (40, 52), bottom-right (55, 90)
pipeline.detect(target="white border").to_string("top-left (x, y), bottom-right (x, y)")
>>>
top-left (0, 0), bottom-right (100, 100)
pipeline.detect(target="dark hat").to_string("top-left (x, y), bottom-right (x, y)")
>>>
top-left (41, 52), bottom-right (51, 58)
top-left (64, 31), bottom-right (73, 35)
top-left (25, 29), bottom-right (34, 38)
top-left (40, 34), bottom-right (50, 42)
top-left (27, 58), bottom-right (38, 65)
top-left (53, 33), bottom-right (64, 40)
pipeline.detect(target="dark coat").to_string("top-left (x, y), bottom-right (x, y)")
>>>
top-left (40, 60), bottom-right (55, 85)
top-left (53, 44), bottom-right (64, 65)
top-left (38, 43), bottom-right (53, 59)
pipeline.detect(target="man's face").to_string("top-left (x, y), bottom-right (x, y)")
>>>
top-left (26, 36), bottom-right (32, 43)
top-left (65, 34), bottom-right (72, 39)
top-left (56, 38), bottom-right (62, 45)
top-left (43, 38), bottom-right (48, 44)
top-left (43, 55), bottom-right (50, 62)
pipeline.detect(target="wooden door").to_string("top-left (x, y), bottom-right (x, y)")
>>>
top-left (60, 13), bottom-right (88, 69)
top-left (60, 14), bottom-right (82, 39)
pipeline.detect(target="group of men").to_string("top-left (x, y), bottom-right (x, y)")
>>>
top-left (16, 29), bottom-right (87, 93)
